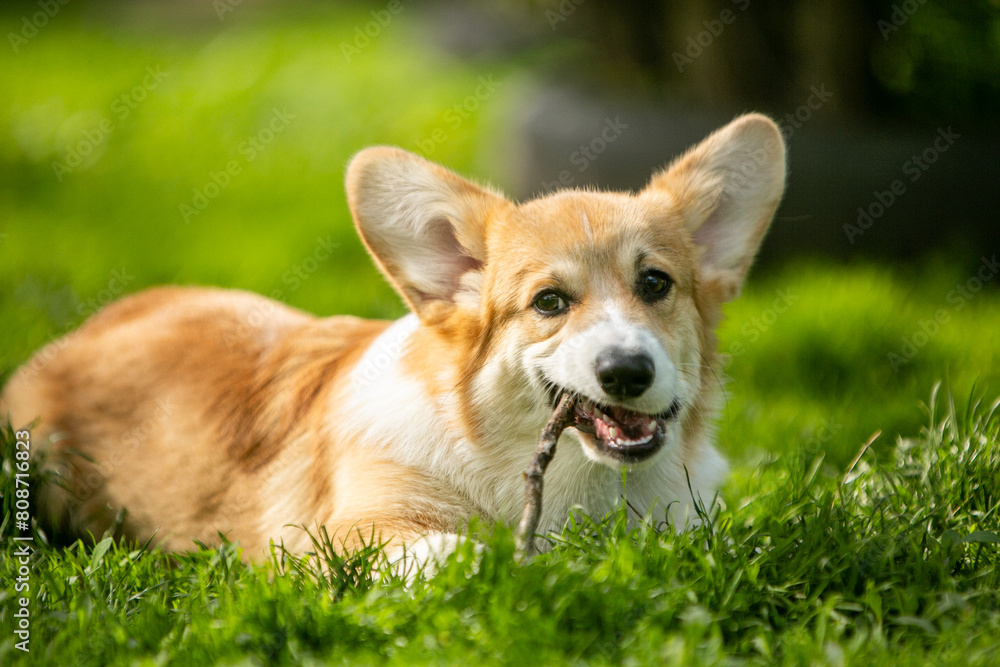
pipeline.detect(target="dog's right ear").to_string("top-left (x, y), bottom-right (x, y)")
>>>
top-left (345, 148), bottom-right (510, 319)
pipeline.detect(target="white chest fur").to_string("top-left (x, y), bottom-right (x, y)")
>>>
top-left (339, 314), bottom-right (727, 536)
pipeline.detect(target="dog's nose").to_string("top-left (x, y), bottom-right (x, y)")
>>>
top-left (595, 349), bottom-right (655, 399)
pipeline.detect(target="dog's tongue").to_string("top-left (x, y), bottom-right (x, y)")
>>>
top-left (576, 400), bottom-right (657, 446)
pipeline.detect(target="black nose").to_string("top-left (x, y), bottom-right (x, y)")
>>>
top-left (595, 349), bottom-right (655, 399)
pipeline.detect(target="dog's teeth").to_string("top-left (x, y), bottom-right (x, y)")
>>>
top-left (608, 427), bottom-right (618, 439)
top-left (648, 420), bottom-right (657, 431)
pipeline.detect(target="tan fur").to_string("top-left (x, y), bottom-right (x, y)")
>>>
top-left (1, 114), bottom-right (786, 561)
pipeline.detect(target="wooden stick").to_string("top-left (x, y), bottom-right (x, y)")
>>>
top-left (515, 392), bottom-right (578, 561)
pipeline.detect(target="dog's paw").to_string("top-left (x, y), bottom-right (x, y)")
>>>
top-left (385, 532), bottom-right (482, 584)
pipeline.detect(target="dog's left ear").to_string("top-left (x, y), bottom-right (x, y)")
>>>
top-left (646, 114), bottom-right (786, 301)
top-left (345, 147), bottom-right (510, 318)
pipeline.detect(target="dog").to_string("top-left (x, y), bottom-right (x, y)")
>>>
top-left (1, 113), bottom-right (786, 569)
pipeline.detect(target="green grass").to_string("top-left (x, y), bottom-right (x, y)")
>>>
top-left (2, 5), bottom-right (1000, 665)
top-left (1, 391), bottom-right (998, 665)
top-left (719, 261), bottom-right (1000, 467)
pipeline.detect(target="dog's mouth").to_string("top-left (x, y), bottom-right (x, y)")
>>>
top-left (546, 385), bottom-right (681, 465)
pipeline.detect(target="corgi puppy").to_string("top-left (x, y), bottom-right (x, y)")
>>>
top-left (1, 114), bottom-right (786, 568)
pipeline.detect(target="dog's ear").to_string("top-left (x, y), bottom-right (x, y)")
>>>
top-left (646, 114), bottom-right (786, 301)
top-left (345, 147), bottom-right (509, 318)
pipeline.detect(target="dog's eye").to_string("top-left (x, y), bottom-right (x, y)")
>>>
top-left (638, 269), bottom-right (673, 302)
top-left (533, 290), bottom-right (569, 315)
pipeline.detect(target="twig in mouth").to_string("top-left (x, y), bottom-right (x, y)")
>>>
top-left (515, 391), bottom-right (578, 561)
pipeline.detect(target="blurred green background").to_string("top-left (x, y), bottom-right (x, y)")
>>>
top-left (1, 0), bottom-right (999, 491)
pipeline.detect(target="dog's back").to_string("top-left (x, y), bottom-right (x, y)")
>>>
top-left (2, 286), bottom-right (394, 551)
